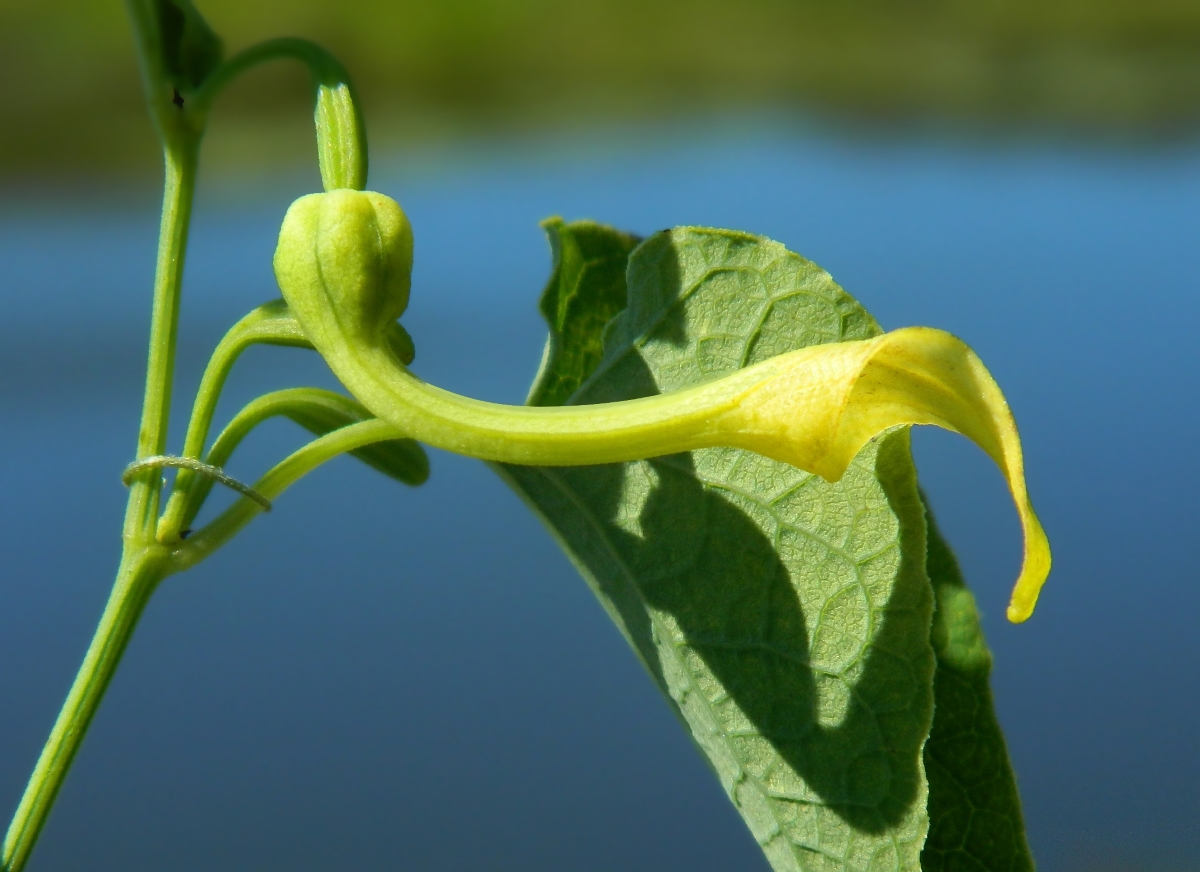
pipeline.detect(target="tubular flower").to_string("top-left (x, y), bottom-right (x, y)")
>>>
top-left (274, 189), bottom-right (1051, 622)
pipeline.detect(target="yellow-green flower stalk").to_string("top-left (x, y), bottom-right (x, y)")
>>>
top-left (274, 189), bottom-right (1051, 623)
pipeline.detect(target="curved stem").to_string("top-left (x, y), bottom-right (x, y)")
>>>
top-left (167, 388), bottom-right (394, 534)
top-left (1, 547), bottom-right (172, 872)
top-left (193, 38), bottom-right (354, 107)
top-left (206, 389), bottom-right (382, 471)
top-left (172, 419), bottom-right (398, 572)
top-left (157, 302), bottom-right (309, 537)
top-left (191, 38), bottom-right (367, 190)
top-left (181, 302), bottom-right (310, 459)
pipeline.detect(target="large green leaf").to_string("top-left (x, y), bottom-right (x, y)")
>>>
top-left (497, 225), bottom-right (939, 869)
top-left (921, 507), bottom-right (1034, 871)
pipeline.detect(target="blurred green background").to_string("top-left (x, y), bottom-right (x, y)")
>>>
top-left (4, 0), bottom-right (1200, 180)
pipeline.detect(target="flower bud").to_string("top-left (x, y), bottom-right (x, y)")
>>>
top-left (273, 189), bottom-right (413, 345)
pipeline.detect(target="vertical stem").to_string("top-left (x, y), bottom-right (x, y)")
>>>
top-left (3, 131), bottom-right (202, 871)
top-left (1, 548), bottom-right (172, 872)
top-left (124, 139), bottom-right (200, 543)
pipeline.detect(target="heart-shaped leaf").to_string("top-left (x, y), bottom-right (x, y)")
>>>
top-left (498, 221), bottom-right (1032, 870)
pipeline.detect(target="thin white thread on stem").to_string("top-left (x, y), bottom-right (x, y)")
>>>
top-left (122, 456), bottom-right (272, 511)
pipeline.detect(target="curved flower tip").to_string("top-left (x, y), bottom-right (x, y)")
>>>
top-left (724, 326), bottom-right (1051, 622)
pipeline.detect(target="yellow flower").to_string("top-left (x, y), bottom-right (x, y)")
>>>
top-left (275, 190), bottom-right (1051, 622)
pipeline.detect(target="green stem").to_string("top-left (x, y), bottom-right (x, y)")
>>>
top-left (165, 387), bottom-right (393, 534)
top-left (158, 307), bottom-right (414, 540)
top-left (6, 34), bottom-right (205, 862)
top-left (205, 389), bottom-right (378, 470)
top-left (157, 302), bottom-right (309, 538)
top-left (3, 12), bottom-right (383, 872)
top-left (173, 419), bottom-right (398, 571)
top-left (1, 547), bottom-right (172, 872)
top-left (193, 37), bottom-right (355, 107)
top-left (192, 38), bottom-right (368, 190)
top-left (179, 302), bottom-right (310, 459)
top-left (124, 139), bottom-right (201, 543)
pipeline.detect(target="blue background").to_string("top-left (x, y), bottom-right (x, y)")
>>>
top-left (2, 126), bottom-right (1198, 870)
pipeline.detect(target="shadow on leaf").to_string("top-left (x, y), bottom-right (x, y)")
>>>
top-left (536, 422), bottom-right (928, 835)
